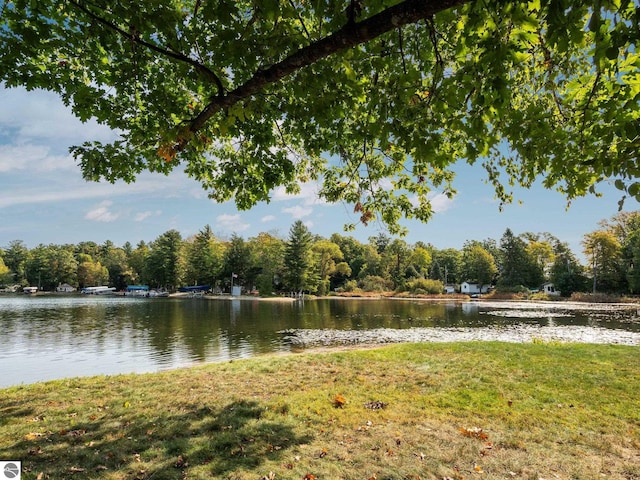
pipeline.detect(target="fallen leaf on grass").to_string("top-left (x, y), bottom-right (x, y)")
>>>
top-left (333, 394), bottom-right (347, 408)
top-left (474, 465), bottom-right (483, 473)
top-left (460, 427), bottom-right (489, 440)
top-left (175, 455), bottom-right (188, 468)
top-left (28, 446), bottom-right (43, 455)
top-left (69, 466), bottom-right (85, 473)
top-left (480, 442), bottom-right (493, 456)
top-left (303, 474), bottom-right (316, 480)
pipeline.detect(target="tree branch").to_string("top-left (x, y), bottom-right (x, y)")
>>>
top-left (183, 0), bottom-right (469, 147)
top-left (67, 0), bottom-right (225, 96)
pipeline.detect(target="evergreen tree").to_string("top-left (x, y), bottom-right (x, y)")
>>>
top-left (283, 221), bottom-right (314, 293)
top-left (25, 245), bottom-right (78, 291)
top-left (498, 228), bottom-right (543, 289)
top-left (128, 241), bottom-right (149, 285)
top-left (2, 240), bottom-right (28, 284)
top-left (549, 242), bottom-right (588, 297)
top-left (145, 230), bottom-right (185, 290)
top-left (222, 234), bottom-right (251, 291)
top-left (185, 225), bottom-right (224, 287)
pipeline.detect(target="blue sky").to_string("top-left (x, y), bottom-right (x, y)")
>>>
top-left (0, 85), bottom-right (633, 261)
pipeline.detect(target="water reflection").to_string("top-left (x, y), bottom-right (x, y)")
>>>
top-left (0, 296), bottom-right (638, 387)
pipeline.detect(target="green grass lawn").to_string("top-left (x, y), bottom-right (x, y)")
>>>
top-left (1, 342), bottom-right (639, 479)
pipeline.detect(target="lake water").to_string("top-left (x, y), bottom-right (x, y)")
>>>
top-left (1, 295), bottom-right (639, 388)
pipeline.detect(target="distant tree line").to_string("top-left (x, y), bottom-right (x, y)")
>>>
top-left (2, 212), bottom-right (640, 297)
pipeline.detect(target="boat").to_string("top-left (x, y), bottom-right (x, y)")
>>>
top-left (125, 285), bottom-right (149, 297)
top-left (23, 286), bottom-right (38, 294)
top-left (178, 285), bottom-right (211, 297)
top-left (148, 289), bottom-right (170, 298)
top-left (81, 286), bottom-right (116, 295)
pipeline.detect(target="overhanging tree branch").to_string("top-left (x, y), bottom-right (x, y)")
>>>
top-left (181, 0), bottom-right (469, 149)
top-left (67, 0), bottom-right (225, 96)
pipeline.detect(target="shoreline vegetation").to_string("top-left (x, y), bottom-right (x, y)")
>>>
top-left (12, 288), bottom-right (640, 304)
top-left (1, 342), bottom-right (638, 479)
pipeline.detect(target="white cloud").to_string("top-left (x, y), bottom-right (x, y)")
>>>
top-left (85, 201), bottom-right (120, 222)
top-left (0, 170), bottom-right (195, 209)
top-left (261, 215), bottom-right (276, 223)
top-left (0, 86), bottom-right (115, 144)
top-left (429, 192), bottom-right (455, 213)
top-left (135, 210), bottom-right (161, 222)
top-left (0, 144), bottom-right (75, 172)
top-left (282, 205), bottom-right (313, 219)
top-left (272, 182), bottom-right (326, 206)
top-left (216, 213), bottom-right (250, 232)
top-left (409, 192), bottom-right (455, 214)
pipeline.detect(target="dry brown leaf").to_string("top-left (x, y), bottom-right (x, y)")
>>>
top-left (175, 455), bottom-right (188, 468)
top-left (333, 394), bottom-right (346, 408)
top-left (460, 426), bottom-right (489, 440)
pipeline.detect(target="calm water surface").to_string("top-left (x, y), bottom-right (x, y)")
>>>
top-left (1, 295), bottom-right (638, 388)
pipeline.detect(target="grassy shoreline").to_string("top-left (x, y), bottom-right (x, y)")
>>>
top-left (1, 342), bottom-right (639, 479)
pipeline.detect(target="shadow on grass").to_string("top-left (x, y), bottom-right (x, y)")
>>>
top-left (2, 399), bottom-right (312, 479)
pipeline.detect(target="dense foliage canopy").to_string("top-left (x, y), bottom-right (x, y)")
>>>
top-left (1, 1), bottom-right (639, 233)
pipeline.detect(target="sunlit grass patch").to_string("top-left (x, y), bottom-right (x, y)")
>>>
top-left (1, 342), bottom-right (638, 479)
